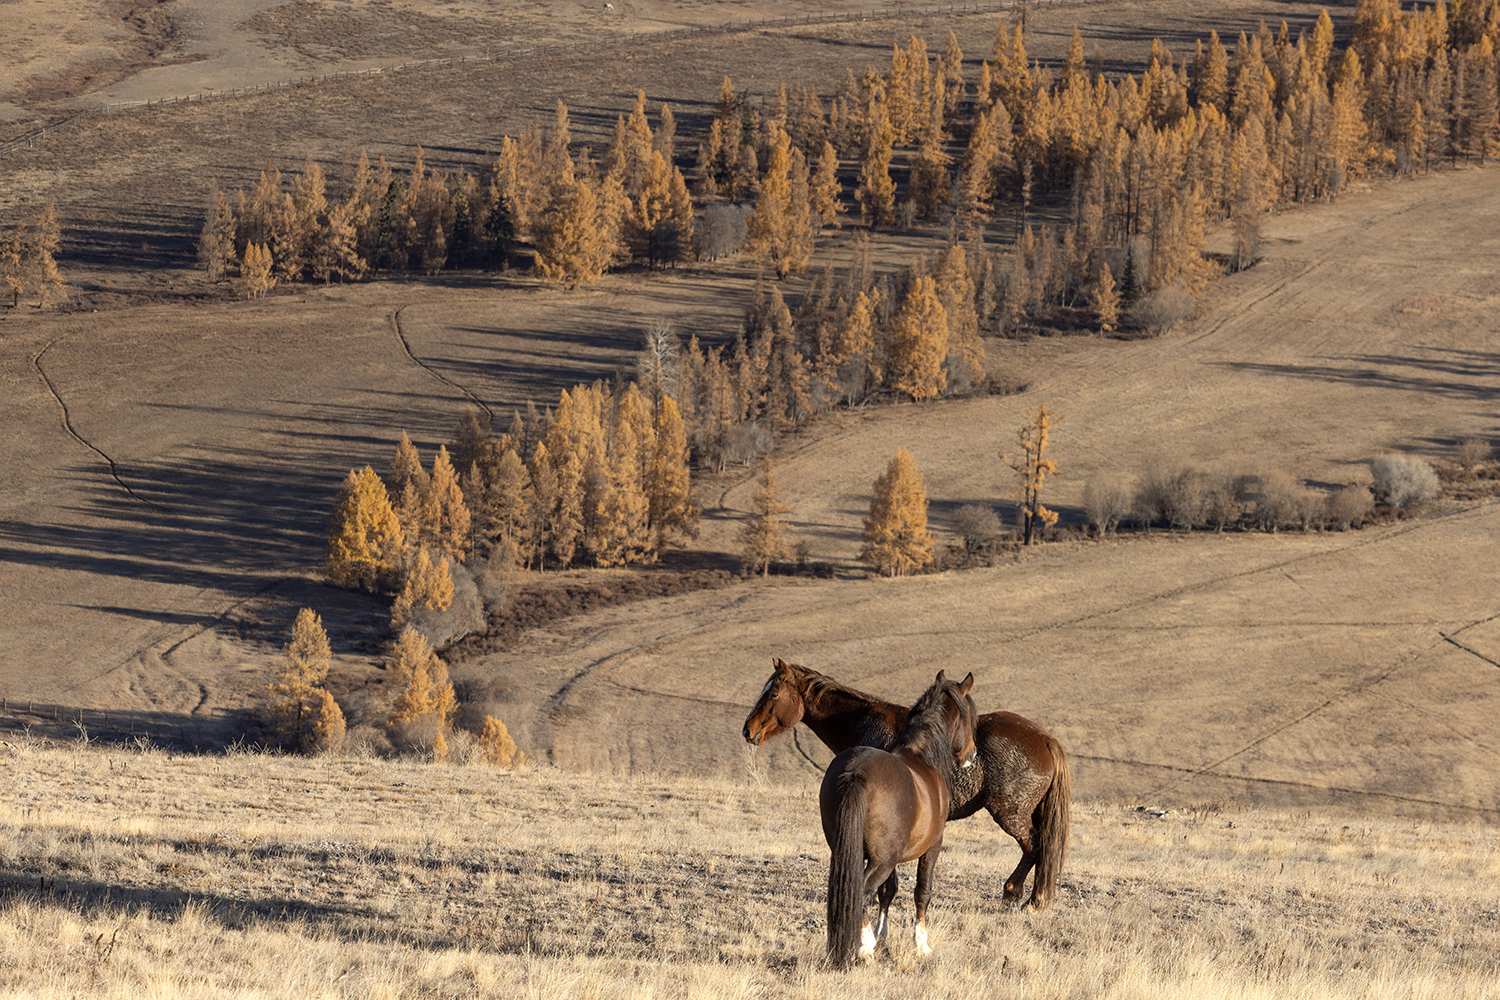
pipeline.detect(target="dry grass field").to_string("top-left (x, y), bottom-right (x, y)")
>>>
top-left (1, 737), bottom-right (1496, 998)
top-left (3, 0), bottom-right (1500, 992)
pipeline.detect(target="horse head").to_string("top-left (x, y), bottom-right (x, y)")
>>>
top-left (909, 669), bottom-right (977, 771)
top-left (742, 658), bottom-right (805, 745)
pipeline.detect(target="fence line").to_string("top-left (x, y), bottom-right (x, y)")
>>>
top-left (0, 0), bottom-right (1106, 157)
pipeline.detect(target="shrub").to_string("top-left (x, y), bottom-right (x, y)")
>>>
top-left (1370, 453), bottom-right (1439, 508)
top-left (1324, 484), bottom-right (1373, 530)
top-left (1130, 283), bottom-right (1196, 336)
top-left (1082, 474), bottom-right (1131, 536)
top-left (1134, 459), bottom-right (1204, 530)
top-left (1201, 473), bottom-right (1242, 531)
top-left (954, 503), bottom-right (1004, 552)
top-left (1254, 470), bottom-right (1305, 532)
top-left (1458, 437), bottom-right (1492, 472)
top-left (692, 203), bottom-right (750, 260)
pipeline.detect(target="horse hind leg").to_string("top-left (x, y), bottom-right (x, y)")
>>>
top-left (859, 867), bottom-right (898, 964)
top-left (872, 871), bottom-right (897, 953)
top-left (1003, 849), bottom-right (1038, 906)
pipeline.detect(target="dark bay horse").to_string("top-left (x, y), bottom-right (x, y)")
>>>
top-left (822, 670), bottom-right (977, 968)
top-left (745, 658), bottom-right (1071, 909)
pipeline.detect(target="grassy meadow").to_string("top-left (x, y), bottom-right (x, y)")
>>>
top-left (1, 734), bottom-right (1496, 998)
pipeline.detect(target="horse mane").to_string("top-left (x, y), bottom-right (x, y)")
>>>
top-left (892, 679), bottom-right (968, 778)
top-left (788, 661), bottom-right (899, 715)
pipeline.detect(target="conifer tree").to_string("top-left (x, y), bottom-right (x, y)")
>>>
top-left (239, 242), bottom-right (275, 299)
top-left (327, 466), bottom-right (404, 592)
top-left (267, 608), bottom-right (345, 754)
top-left (749, 128), bottom-right (816, 278)
top-left (648, 396), bottom-right (698, 549)
top-left (421, 446), bottom-right (472, 565)
top-left (934, 244), bottom-right (985, 390)
top-left (451, 408), bottom-right (492, 475)
top-left (809, 141), bottom-right (844, 228)
top-left (198, 190), bottom-right (238, 283)
top-left (856, 104), bottom-right (897, 228)
top-left (740, 454), bottom-right (795, 576)
top-left (888, 275), bottom-right (949, 401)
top-left (478, 715), bottom-right (528, 767)
top-left (535, 167), bottom-right (613, 288)
top-left (25, 201), bottom-right (65, 309)
top-left (385, 625), bottom-right (457, 752)
top-left (1090, 261), bottom-right (1120, 333)
top-left (482, 444), bottom-right (536, 564)
top-left (1003, 402), bottom-right (1062, 545)
top-left (391, 546), bottom-right (456, 631)
top-left (860, 448), bottom-right (935, 577)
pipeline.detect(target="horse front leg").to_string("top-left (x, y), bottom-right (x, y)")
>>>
top-left (912, 838), bottom-right (943, 957)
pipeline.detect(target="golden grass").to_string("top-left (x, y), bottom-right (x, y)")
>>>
top-left (0, 736), bottom-right (1496, 998)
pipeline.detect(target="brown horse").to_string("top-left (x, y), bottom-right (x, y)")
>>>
top-left (821, 670), bottom-right (977, 968)
top-left (745, 658), bottom-right (1070, 909)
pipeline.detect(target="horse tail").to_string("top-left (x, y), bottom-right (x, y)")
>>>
top-left (1032, 735), bottom-right (1072, 910)
top-left (826, 775), bottom-right (868, 968)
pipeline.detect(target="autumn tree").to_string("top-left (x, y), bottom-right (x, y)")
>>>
top-left (327, 466), bottom-right (404, 591)
top-left (420, 446), bottom-right (472, 565)
top-left (740, 454), bottom-right (796, 576)
top-left (198, 190), bottom-right (238, 283)
top-left (809, 141), bottom-right (844, 228)
top-left (0, 218), bottom-right (27, 307)
top-left (748, 128), bottom-right (816, 278)
top-left (648, 396), bottom-right (698, 549)
top-left (15, 201), bottom-right (64, 309)
top-left (860, 448), bottom-right (935, 576)
top-left (1003, 402), bottom-right (1062, 545)
top-left (856, 104), bottom-right (897, 227)
top-left (888, 275), bottom-right (949, 401)
top-left (385, 625), bottom-right (457, 755)
top-left (535, 167), bottom-right (615, 288)
top-left (266, 608), bottom-right (345, 754)
top-left (239, 242), bottom-right (275, 298)
top-left (390, 546), bottom-right (456, 632)
top-left (478, 715), bottom-right (528, 768)
top-left (1090, 261), bottom-right (1120, 333)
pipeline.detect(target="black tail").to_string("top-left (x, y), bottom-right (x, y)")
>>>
top-left (826, 776), bottom-right (868, 968)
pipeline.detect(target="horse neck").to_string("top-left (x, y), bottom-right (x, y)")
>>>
top-left (892, 707), bottom-right (958, 782)
top-left (795, 672), bottom-right (902, 754)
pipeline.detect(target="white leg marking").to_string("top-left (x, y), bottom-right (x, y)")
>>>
top-left (914, 920), bottom-right (932, 957)
top-left (859, 921), bottom-right (877, 963)
top-left (873, 910), bottom-right (888, 947)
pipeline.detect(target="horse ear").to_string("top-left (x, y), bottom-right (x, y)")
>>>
top-left (958, 672), bottom-right (975, 697)
top-left (773, 657), bottom-right (787, 670)
top-left (933, 669), bottom-right (947, 686)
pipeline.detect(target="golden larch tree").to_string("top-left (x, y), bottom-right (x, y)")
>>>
top-left (1003, 402), bottom-right (1063, 545)
top-left (860, 448), bottom-right (935, 577)
top-left (266, 608), bottom-right (345, 754)
top-left (390, 546), bottom-right (455, 632)
top-left (385, 626), bottom-right (457, 754)
top-left (478, 715), bottom-right (528, 768)
top-left (740, 454), bottom-right (796, 576)
top-left (888, 275), bottom-right (949, 401)
top-left (327, 466), bottom-right (404, 592)
top-left (648, 395), bottom-right (698, 549)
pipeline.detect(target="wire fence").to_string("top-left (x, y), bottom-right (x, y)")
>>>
top-left (0, 0), bottom-right (1104, 157)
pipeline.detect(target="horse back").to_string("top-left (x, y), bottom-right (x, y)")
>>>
top-left (820, 747), bottom-right (944, 864)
